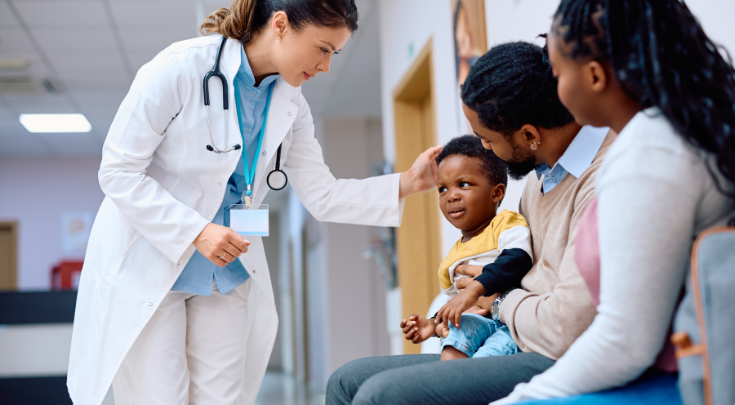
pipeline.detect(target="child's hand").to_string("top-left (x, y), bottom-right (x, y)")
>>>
top-left (436, 281), bottom-right (486, 329)
top-left (400, 314), bottom-right (436, 344)
top-left (435, 321), bottom-right (450, 338)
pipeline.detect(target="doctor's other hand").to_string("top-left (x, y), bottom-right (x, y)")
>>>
top-left (400, 314), bottom-right (436, 344)
top-left (193, 223), bottom-right (250, 267)
top-left (399, 145), bottom-right (442, 198)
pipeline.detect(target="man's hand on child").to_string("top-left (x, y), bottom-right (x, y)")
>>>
top-left (400, 314), bottom-right (436, 344)
top-left (436, 281), bottom-right (486, 329)
top-left (454, 264), bottom-right (484, 278)
top-left (464, 305), bottom-right (489, 316)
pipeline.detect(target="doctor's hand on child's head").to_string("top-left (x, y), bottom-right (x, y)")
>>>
top-left (436, 281), bottom-right (486, 329)
top-left (400, 314), bottom-right (436, 344)
top-left (193, 223), bottom-right (250, 268)
top-left (399, 146), bottom-right (443, 198)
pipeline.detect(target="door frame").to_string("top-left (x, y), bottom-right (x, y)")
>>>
top-left (0, 221), bottom-right (18, 290)
top-left (392, 39), bottom-right (443, 354)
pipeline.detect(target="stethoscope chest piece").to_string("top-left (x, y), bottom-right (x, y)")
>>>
top-left (266, 143), bottom-right (288, 190)
top-left (267, 169), bottom-right (288, 190)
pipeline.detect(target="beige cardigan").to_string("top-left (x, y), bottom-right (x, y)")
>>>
top-left (498, 131), bottom-right (616, 360)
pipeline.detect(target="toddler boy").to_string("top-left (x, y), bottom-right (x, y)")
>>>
top-left (400, 135), bottom-right (533, 360)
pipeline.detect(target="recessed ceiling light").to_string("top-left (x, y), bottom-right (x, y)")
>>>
top-left (19, 114), bottom-right (92, 133)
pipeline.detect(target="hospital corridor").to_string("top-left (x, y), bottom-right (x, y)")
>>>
top-left (1, 0), bottom-right (735, 404)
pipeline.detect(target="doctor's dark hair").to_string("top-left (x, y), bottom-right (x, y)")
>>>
top-left (461, 41), bottom-right (575, 136)
top-left (200, 0), bottom-right (358, 44)
top-left (436, 135), bottom-right (508, 187)
top-left (553, 0), bottom-right (735, 195)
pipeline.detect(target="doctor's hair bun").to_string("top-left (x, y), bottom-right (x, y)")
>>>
top-left (436, 135), bottom-right (508, 187)
top-left (200, 0), bottom-right (359, 44)
top-left (461, 41), bottom-right (575, 137)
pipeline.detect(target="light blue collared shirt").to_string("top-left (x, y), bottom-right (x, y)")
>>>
top-left (535, 126), bottom-right (609, 194)
top-left (172, 45), bottom-right (280, 296)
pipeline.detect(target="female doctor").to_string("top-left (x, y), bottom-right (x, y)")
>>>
top-left (66, 0), bottom-right (440, 404)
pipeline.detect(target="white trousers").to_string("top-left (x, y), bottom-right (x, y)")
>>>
top-left (112, 279), bottom-right (255, 405)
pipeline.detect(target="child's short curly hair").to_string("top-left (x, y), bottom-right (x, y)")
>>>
top-left (436, 135), bottom-right (508, 187)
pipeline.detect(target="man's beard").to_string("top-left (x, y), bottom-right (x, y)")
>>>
top-left (505, 142), bottom-right (537, 180)
top-left (506, 157), bottom-right (537, 180)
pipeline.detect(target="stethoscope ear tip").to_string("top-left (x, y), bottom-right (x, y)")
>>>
top-left (233, 144), bottom-right (241, 150)
top-left (206, 145), bottom-right (214, 152)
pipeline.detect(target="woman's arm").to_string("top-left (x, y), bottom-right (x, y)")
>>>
top-left (99, 51), bottom-right (208, 264)
top-left (493, 145), bottom-right (703, 403)
top-left (284, 93), bottom-right (440, 227)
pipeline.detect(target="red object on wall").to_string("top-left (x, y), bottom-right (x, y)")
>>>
top-left (51, 261), bottom-right (84, 290)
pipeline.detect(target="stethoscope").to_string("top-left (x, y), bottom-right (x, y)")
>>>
top-left (203, 36), bottom-right (288, 191)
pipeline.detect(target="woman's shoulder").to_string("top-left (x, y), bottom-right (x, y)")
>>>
top-left (164, 36), bottom-right (221, 56)
top-left (613, 109), bottom-right (694, 157)
top-left (602, 109), bottom-right (705, 174)
top-left (597, 109), bottom-right (720, 197)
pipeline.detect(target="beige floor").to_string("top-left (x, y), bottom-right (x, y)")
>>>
top-left (255, 372), bottom-right (326, 405)
top-left (101, 372), bottom-right (325, 404)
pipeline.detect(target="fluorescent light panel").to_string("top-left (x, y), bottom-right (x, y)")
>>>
top-left (19, 114), bottom-right (92, 133)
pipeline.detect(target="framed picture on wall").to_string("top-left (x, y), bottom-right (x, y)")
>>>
top-left (61, 211), bottom-right (93, 256)
top-left (452, 0), bottom-right (488, 135)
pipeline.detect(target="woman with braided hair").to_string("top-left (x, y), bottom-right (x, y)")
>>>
top-left (494, 0), bottom-right (735, 403)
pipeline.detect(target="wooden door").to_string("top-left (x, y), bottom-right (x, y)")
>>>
top-left (392, 39), bottom-right (443, 354)
top-left (0, 222), bottom-right (18, 290)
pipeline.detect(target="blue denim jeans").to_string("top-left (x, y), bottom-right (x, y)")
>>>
top-left (441, 313), bottom-right (519, 358)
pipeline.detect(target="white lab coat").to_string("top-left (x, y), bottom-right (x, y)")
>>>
top-left (67, 35), bottom-right (404, 405)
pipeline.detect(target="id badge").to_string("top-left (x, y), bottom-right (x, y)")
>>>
top-left (230, 204), bottom-right (269, 236)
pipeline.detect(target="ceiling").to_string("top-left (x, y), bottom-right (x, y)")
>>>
top-left (0, 0), bottom-right (380, 157)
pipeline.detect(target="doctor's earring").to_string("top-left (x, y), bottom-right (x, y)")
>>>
top-left (530, 141), bottom-right (540, 151)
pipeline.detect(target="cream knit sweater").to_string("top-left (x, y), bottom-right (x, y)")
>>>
top-left (497, 110), bottom-right (734, 403)
top-left (498, 131), bottom-right (616, 360)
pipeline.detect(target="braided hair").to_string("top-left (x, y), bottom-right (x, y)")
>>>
top-left (554, 0), bottom-right (735, 195)
top-left (436, 135), bottom-right (508, 187)
top-left (461, 41), bottom-right (575, 136)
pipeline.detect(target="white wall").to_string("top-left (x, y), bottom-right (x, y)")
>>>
top-left (686, 1), bottom-right (735, 56)
top-left (0, 157), bottom-right (104, 290)
top-left (273, 117), bottom-right (390, 390)
top-left (321, 117), bottom-right (390, 376)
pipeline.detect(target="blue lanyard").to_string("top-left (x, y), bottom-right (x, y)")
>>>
top-left (233, 78), bottom-right (274, 199)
